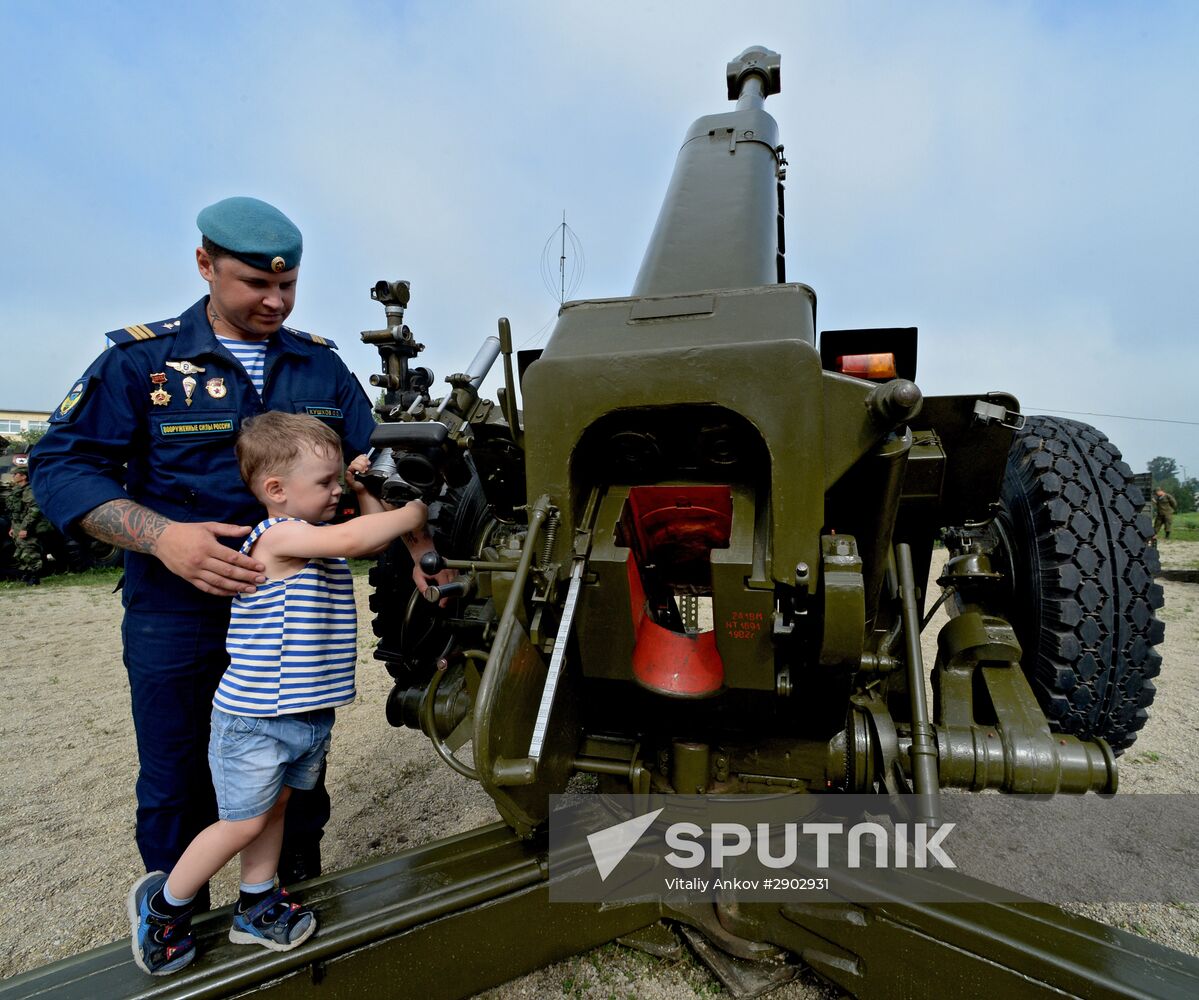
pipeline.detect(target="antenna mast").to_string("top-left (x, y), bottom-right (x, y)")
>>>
top-left (541, 212), bottom-right (585, 307)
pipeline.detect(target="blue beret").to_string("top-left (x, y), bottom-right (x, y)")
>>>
top-left (196, 196), bottom-right (302, 273)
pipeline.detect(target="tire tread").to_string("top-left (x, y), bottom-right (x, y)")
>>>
top-left (1000, 415), bottom-right (1162, 753)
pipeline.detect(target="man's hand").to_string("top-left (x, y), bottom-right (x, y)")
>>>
top-left (81, 499), bottom-right (266, 597)
top-left (156, 521), bottom-right (267, 596)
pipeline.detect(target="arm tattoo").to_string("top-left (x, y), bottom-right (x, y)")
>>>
top-left (80, 499), bottom-right (171, 554)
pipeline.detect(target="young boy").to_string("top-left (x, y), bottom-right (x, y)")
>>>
top-left (129, 411), bottom-right (437, 974)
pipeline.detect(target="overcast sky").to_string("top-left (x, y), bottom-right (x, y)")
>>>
top-left (3, 1), bottom-right (1196, 478)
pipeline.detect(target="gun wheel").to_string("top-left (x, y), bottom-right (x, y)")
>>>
top-left (369, 475), bottom-right (493, 678)
top-left (997, 415), bottom-right (1163, 753)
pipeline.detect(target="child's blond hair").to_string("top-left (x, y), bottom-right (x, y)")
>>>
top-left (236, 411), bottom-right (343, 492)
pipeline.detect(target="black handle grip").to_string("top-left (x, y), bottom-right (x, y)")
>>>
top-left (420, 551), bottom-right (447, 575)
top-left (424, 580), bottom-right (469, 603)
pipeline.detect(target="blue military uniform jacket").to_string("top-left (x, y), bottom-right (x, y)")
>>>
top-left (32, 296), bottom-right (376, 613)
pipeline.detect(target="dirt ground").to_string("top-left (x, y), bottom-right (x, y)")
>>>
top-left (1, 544), bottom-right (1197, 997)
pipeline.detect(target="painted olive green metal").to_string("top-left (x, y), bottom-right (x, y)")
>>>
top-left (633, 50), bottom-right (784, 296)
top-left (9, 43), bottom-right (1173, 1000)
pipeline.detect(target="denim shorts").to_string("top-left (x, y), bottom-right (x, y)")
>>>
top-left (208, 707), bottom-right (334, 821)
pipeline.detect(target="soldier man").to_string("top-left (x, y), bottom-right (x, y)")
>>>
top-left (6, 468), bottom-right (52, 584)
top-left (1153, 487), bottom-right (1178, 542)
top-left (32, 197), bottom-right (445, 903)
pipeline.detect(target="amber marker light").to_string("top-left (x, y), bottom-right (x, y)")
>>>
top-left (836, 352), bottom-right (898, 381)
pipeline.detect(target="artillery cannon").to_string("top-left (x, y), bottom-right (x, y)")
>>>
top-left (7, 45), bottom-right (1187, 1000)
top-left (360, 45), bottom-right (1162, 839)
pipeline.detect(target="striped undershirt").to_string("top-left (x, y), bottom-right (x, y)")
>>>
top-left (217, 335), bottom-right (267, 395)
top-left (214, 517), bottom-right (358, 717)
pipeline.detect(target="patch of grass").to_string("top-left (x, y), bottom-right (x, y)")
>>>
top-left (587, 951), bottom-right (610, 984)
top-left (1167, 512), bottom-right (1199, 542)
top-left (0, 560), bottom-right (379, 591)
top-left (0, 566), bottom-right (124, 591)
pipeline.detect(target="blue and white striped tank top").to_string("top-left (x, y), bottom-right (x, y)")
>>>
top-left (214, 517), bottom-right (357, 717)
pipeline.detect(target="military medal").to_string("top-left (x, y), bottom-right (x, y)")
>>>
top-left (206, 377), bottom-right (227, 399)
top-left (166, 360), bottom-right (206, 376)
top-left (149, 372), bottom-right (171, 406)
top-left (182, 375), bottom-right (197, 406)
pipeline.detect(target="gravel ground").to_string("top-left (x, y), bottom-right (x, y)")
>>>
top-left (1, 543), bottom-right (1196, 997)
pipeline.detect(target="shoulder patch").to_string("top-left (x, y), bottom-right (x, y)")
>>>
top-left (282, 325), bottom-right (338, 349)
top-left (50, 375), bottom-right (94, 424)
top-left (105, 319), bottom-right (181, 347)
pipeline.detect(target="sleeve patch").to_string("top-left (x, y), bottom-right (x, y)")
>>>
top-left (50, 375), bottom-right (93, 423)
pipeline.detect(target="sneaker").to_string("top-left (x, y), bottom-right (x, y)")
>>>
top-left (127, 871), bottom-right (195, 975)
top-left (228, 888), bottom-right (316, 951)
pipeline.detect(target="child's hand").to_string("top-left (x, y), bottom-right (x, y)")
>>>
top-left (345, 454), bottom-right (371, 495)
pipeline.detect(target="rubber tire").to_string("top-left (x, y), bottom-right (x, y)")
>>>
top-left (368, 475), bottom-right (493, 671)
top-left (87, 540), bottom-right (125, 569)
top-left (998, 415), bottom-right (1163, 753)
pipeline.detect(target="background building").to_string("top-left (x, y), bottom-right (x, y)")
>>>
top-left (0, 409), bottom-right (51, 437)
top-left (1, 409), bottom-right (51, 481)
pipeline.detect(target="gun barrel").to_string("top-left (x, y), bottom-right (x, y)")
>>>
top-left (466, 335), bottom-right (502, 388)
top-left (632, 47), bottom-right (784, 297)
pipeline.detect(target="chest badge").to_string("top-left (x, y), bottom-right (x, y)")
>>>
top-left (166, 360), bottom-right (206, 376)
top-left (182, 375), bottom-right (197, 406)
top-left (149, 372), bottom-right (171, 407)
top-left (206, 377), bottom-right (227, 399)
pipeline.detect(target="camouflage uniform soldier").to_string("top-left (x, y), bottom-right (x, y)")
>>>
top-left (6, 469), bottom-right (52, 584)
top-left (1152, 488), bottom-right (1178, 542)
